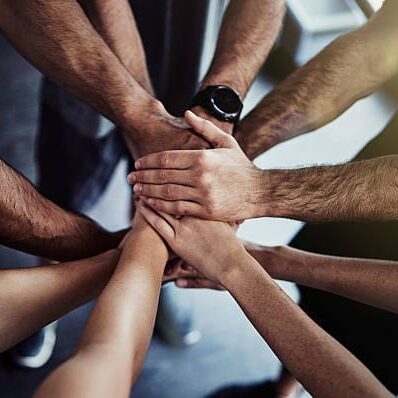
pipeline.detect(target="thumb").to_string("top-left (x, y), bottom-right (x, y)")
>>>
top-left (185, 110), bottom-right (236, 149)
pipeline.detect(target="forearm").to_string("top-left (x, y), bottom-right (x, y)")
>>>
top-left (78, 0), bottom-right (153, 94)
top-left (252, 156), bottom-right (398, 222)
top-left (236, 1), bottom-right (398, 159)
top-left (0, 250), bottom-right (119, 353)
top-left (38, 223), bottom-right (168, 398)
top-left (221, 255), bottom-right (392, 398)
top-left (0, 0), bottom-right (154, 133)
top-left (201, 0), bottom-right (285, 97)
top-left (249, 245), bottom-right (398, 314)
top-left (0, 159), bottom-right (121, 260)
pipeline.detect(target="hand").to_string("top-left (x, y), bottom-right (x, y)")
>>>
top-left (123, 101), bottom-right (209, 159)
top-left (162, 259), bottom-right (224, 290)
top-left (128, 111), bottom-right (263, 221)
top-left (138, 203), bottom-right (247, 284)
top-left (190, 105), bottom-right (234, 135)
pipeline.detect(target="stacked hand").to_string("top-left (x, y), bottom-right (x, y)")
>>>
top-left (138, 202), bottom-right (248, 288)
top-left (128, 111), bottom-right (263, 221)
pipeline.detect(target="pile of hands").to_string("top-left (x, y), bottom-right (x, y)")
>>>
top-left (124, 110), bottom-right (267, 289)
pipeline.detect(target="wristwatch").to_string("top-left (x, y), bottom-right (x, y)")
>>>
top-left (191, 85), bottom-right (243, 123)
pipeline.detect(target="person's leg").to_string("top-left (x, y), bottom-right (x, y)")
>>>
top-left (279, 111), bottom-right (398, 395)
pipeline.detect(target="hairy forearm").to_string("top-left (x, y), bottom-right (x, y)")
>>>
top-left (0, 159), bottom-right (121, 260)
top-left (201, 0), bottom-right (285, 97)
top-left (0, 250), bottom-right (120, 353)
top-left (253, 156), bottom-right (398, 222)
top-left (236, 1), bottom-right (398, 159)
top-left (0, 0), bottom-right (154, 132)
top-left (249, 245), bottom-right (398, 314)
top-left (221, 255), bottom-right (392, 398)
top-left (78, 0), bottom-right (153, 94)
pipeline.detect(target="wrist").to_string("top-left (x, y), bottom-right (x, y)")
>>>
top-left (234, 120), bottom-right (277, 161)
top-left (119, 95), bottom-right (163, 138)
top-left (219, 249), bottom-right (257, 289)
top-left (200, 73), bottom-right (247, 99)
top-left (251, 169), bottom-right (292, 219)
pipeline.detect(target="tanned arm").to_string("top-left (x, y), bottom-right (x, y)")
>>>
top-left (255, 155), bottom-right (398, 222)
top-left (0, 250), bottom-right (120, 352)
top-left (246, 244), bottom-right (398, 315)
top-left (78, 0), bottom-right (153, 94)
top-left (0, 0), bottom-right (153, 131)
top-left (235, 0), bottom-right (398, 160)
top-left (192, 0), bottom-right (285, 132)
top-left (0, 0), bottom-right (205, 159)
top-left (140, 205), bottom-right (392, 398)
top-left (34, 215), bottom-right (168, 398)
top-left (0, 158), bottom-right (122, 261)
top-left (130, 113), bottom-right (398, 223)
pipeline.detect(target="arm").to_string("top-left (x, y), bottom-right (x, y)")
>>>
top-left (246, 244), bottom-right (398, 314)
top-left (0, 0), bottom-right (151, 130)
top-left (0, 158), bottom-right (122, 261)
top-left (0, 250), bottom-right (120, 352)
top-left (34, 215), bottom-right (168, 398)
top-left (0, 1), bottom-right (204, 159)
top-left (130, 113), bottom-right (398, 222)
top-left (139, 207), bottom-right (393, 397)
top-left (78, 0), bottom-right (153, 94)
top-left (0, 241), bottom-right (206, 352)
top-left (192, 0), bottom-right (285, 132)
top-left (235, 0), bottom-right (398, 160)
top-left (139, 206), bottom-right (392, 398)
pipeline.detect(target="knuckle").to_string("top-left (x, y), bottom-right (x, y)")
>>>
top-left (163, 184), bottom-right (176, 199)
top-left (175, 202), bottom-right (186, 215)
top-left (199, 171), bottom-right (212, 188)
top-left (159, 152), bottom-right (172, 168)
top-left (158, 170), bottom-right (168, 183)
top-left (196, 151), bottom-right (208, 168)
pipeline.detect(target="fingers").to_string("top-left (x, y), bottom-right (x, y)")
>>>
top-left (143, 197), bottom-right (204, 217)
top-left (139, 204), bottom-right (176, 240)
top-left (135, 150), bottom-right (199, 170)
top-left (128, 169), bottom-right (194, 186)
top-left (185, 110), bottom-right (236, 149)
top-left (133, 183), bottom-right (199, 202)
top-left (175, 278), bottom-right (225, 291)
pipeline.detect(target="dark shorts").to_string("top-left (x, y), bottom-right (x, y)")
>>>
top-left (37, 0), bottom-right (225, 212)
top-left (291, 112), bottom-right (398, 393)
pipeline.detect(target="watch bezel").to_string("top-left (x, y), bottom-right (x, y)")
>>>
top-left (208, 85), bottom-right (243, 123)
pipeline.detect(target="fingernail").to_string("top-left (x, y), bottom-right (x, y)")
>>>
top-left (127, 174), bottom-right (136, 184)
top-left (133, 184), bottom-right (142, 193)
top-left (135, 160), bottom-right (141, 169)
top-left (177, 279), bottom-right (188, 288)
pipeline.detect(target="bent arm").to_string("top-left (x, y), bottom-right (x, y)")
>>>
top-left (0, 158), bottom-right (121, 261)
top-left (236, 0), bottom-right (398, 159)
top-left (248, 244), bottom-right (398, 314)
top-left (35, 217), bottom-right (168, 398)
top-left (221, 254), bottom-right (392, 398)
top-left (0, 0), bottom-right (154, 132)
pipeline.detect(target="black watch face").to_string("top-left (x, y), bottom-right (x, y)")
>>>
top-left (211, 87), bottom-right (242, 116)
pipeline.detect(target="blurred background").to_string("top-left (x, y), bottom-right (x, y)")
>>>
top-left (0, 0), bottom-right (395, 397)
